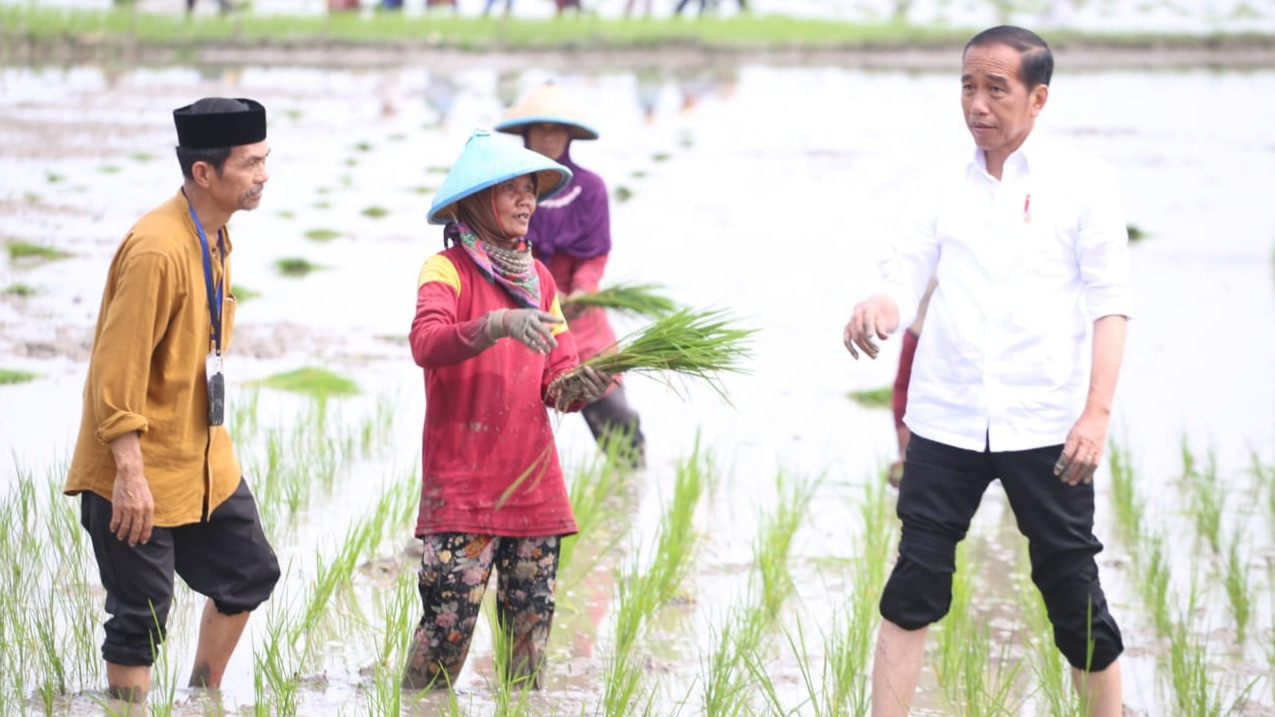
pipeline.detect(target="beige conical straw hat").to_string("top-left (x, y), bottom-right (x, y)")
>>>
top-left (494, 82), bottom-right (599, 141)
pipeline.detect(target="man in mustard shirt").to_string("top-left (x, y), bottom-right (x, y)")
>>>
top-left (65, 97), bottom-right (280, 703)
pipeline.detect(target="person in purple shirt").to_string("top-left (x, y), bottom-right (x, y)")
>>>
top-left (496, 82), bottom-right (645, 469)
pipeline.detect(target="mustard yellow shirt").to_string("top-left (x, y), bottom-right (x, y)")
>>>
top-left (65, 190), bottom-right (242, 526)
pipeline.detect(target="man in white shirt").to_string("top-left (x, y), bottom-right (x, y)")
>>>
top-left (843, 26), bottom-right (1130, 717)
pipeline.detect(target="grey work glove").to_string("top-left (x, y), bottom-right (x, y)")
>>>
top-left (485, 308), bottom-right (562, 354)
top-left (572, 365), bottom-right (614, 405)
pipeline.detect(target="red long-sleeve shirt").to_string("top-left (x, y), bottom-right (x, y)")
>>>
top-left (410, 246), bottom-right (580, 538)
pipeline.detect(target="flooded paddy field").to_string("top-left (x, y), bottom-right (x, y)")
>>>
top-left (1, 55), bottom-right (1274, 715)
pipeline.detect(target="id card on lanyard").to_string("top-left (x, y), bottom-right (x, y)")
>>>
top-left (188, 198), bottom-right (227, 427)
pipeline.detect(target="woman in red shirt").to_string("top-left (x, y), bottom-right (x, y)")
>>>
top-left (405, 129), bottom-right (611, 690)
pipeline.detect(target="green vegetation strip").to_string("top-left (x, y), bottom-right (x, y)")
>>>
top-left (251, 367), bottom-right (359, 396)
top-left (0, 369), bottom-right (39, 385)
top-left (2, 283), bottom-right (36, 297)
top-left (6, 241), bottom-right (71, 262)
top-left (847, 385), bottom-right (891, 408)
top-left (303, 228), bottom-right (342, 241)
top-left (0, 8), bottom-right (975, 50)
top-left (276, 257), bottom-right (322, 275)
top-left (6, 6), bottom-right (1272, 59)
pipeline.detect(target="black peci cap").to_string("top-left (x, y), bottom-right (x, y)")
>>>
top-left (173, 97), bottom-right (267, 149)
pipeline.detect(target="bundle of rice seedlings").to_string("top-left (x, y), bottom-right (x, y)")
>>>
top-left (560, 282), bottom-right (679, 319)
top-left (550, 308), bottom-right (756, 410)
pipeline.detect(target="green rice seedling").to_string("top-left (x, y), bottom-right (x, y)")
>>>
top-left (558, 438), bottom-right (633, 590)
top-left (1222, 529), bottom-right (1253, 646)
top-left (23, 192), bottom-right (40, 203)
top-left (743, 633), bottom-right (796, 717)
top-left (303, 228), bottom-right (342, 241)
top-left (1106, 438), bottom-right (1143, 545)
top-left (599, 562), bottom-right (656, 717)
top-left (362, 206), bottom-right (390, 218)
top-left (147, 606), bottom-right (180, 717)
top-left (956, 630), bottom-right (1026, 717)
top-left (702, 605), bottom-right (767, 717)
top-left (46, 171), bottom-right (65, 183)
top-left (845, 386), bottom-right (892, 409)
top-left (613, 186), bottom-right (634, 202)
top-left (1268, 564), bottom-right (1275, 672)
top-left (275, 257), bottom-right (323, 276)
top-left (560, 282), bottom-right (680, 319)
top-left (313, 201), bottom-right (331, 210)
top-left (933, 541), bottom-right (976, 695)
top-left (1164, 617), bottom-right (1232, 717)
top-left (754, 471), bottom-right (816, 618)
top-left (1252, 450), bottom-right (1275, 530)
top-left (483, 601), bottom-right (539, 715)
top-left (251, 367), bottom-right (359, 397)
top-left (645, 442), bottom-right (710, 612)
top-left (7, 240), bottom-right (71, 262)
top-left (1184, 444), bottom-right (1224, 554)
top-left (129, 151), bottom-right (154, 162)
top-left (278, 209), bottom-right (296, 219)
top-left (764, 608), bottom-right (871, 717)
top-left (549, 308), bottom-right (756, 409)
top-left (354, 141), bottom-right (374, 152)
top-left (1127, 224), bottom-right (1147, 241)
top-left (99, 164), bottom-right (121, 174)
top-left (1139, 532), bottom-right (1173, 638)
top-left (652, 152), bottom-right (671, 162)
top-left (367, 582), bottom-right (416, 717)
top-left (2, 282), bottom-right (36, 296)
top-left (0, 368), bottom-right (38, 384)
top-left (833, 586), bottom-right (880, 714)
top-left (1015, 563), bottom-right (1080, 716)
top-left (231, 284), bottom-right (261, 301)
top-left (857, 475), bottom-right (896, 590)
top-left (254, 601), bottom-right (301, 717)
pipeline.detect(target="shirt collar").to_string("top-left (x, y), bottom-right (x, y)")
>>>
top-left (968, 131), bottom-right (1046, 183)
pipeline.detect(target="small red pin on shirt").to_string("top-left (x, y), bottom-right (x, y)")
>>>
top-left (1023, 194), bottom-right (1032, 223)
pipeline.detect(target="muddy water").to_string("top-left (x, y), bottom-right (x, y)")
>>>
top-left (2, 61), bottom-right (1274, 714)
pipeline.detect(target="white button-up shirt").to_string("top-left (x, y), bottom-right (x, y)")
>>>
top-left (880, 133), bottom-right (1133, 452)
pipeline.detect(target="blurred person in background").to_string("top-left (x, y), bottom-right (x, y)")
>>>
top-left (497, 81), bottom-right (646, 469)
top-left (887, 277), bottom-right (936, 488)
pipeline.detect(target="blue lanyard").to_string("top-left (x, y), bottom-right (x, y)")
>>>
top-left (186, 199), bottom-right (225, 354)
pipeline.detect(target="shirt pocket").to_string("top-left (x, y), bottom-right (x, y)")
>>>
top-left (221, 294), bottom-right (237, 351)
top-left (1012, 196), bottom-right (1079, 282)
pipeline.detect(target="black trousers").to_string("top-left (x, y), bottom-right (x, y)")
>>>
top-left (880, 434), bottom-right (1123, 671)
top-left (80, 478), bottom-right (280, 667)
top-left (581, 384), bottom-right (645, 464)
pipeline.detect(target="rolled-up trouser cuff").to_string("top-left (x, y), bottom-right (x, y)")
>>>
top-left (879, 556), bottom-right (953, 629)
top-left (1044, 583), bottom-right (1124, 670)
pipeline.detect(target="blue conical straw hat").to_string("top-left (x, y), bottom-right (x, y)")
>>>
top-left (427, 128), bottom-right (573, 225)
top-left (494, 82), bottom-right (599, 141)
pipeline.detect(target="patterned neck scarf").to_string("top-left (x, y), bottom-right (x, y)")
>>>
top-left (446, 221), bottom-right (540, 309)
